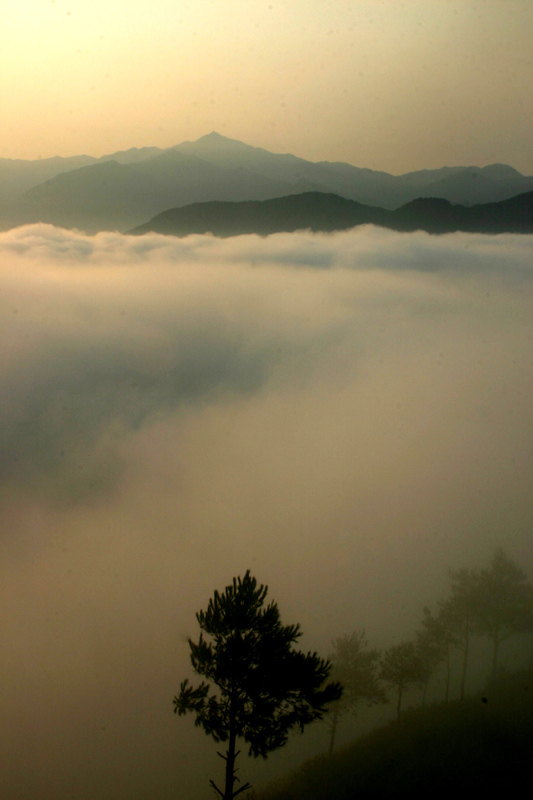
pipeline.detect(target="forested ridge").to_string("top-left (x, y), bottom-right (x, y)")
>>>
top-left (253, 548), bottom-right (532, 798)
top-left (254, 665), bottom-right (533, 799)
top-left (177, 549), bottom-right (532, 799)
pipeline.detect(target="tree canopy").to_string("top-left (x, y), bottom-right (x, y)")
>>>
top-left (379, 641), bottom-right (426, 719)
top-left (173, 571), bottom-right (342, 799)
top-left (437, 567), bottom-right (481, 699)
top-left (327, 631), bottom-right (385, 755)
top-left (476, 547), bottom-right (533, 678)
top-left (415, 605), bottom-right (457, 703)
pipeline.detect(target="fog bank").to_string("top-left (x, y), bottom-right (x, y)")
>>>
top-left (1, 225), bottom-right (532, 799)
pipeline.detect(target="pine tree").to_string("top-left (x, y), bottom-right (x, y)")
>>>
top-left (327, 630), bottom-right (385, 756)
top-left (379, 641), bottom-right (426, 720)
top-left (415, 605), bottom-right (457, 704)
top-left (438, 567), bottom-right (480, 700)
top-left (173, 571), bottom-right (342, 799)
top-left (476, 548), bottom-right (533, 680)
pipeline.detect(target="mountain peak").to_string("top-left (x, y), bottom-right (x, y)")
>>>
top-left (199, 131), bottom-right (227, 141)
top-left (186, 132), bottom-right (255, 151)
top-left (480, 163), bottom-right (524, 180)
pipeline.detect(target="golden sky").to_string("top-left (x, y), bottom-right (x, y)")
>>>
top-left (1, 0), bottom-right (532, 170)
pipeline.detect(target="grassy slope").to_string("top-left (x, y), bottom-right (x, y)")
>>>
top-left (254, 667), bottom-right (533, 800)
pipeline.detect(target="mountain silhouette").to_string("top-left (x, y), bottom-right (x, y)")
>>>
top-left (129, 191), bottom-right (533, 238)
top-left (1, 133), bottom-right (532, 233)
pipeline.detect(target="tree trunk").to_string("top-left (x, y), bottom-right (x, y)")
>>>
top-left (444, 645), bottom-right (451, 703)
top-left (216, 689), bottom-right (251, 800)
top-left (327, 703), bottom-right (340, 758)
top-left (422, 674), bottom-right (429, 708)
top-left (223, 726), bottom-right (237, 800)
top-left (491, 628), bottom-right (501, 682)
top-left (397, 683), bottom-right (403, 720)
top-left (459, 624), bottom-right (470, 701)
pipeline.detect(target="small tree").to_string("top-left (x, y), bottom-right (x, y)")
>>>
top-left (379, 641), bottom-right (425, 720)
top-left (415, 606), bottom-right (457, 704)
top-left (173, 571), bottom-right (342, 800)
top-left (438, 567), bottom-right (480, 700)
top-left (327, 630), bottom-right (386, 756)
top-left (476, 548), bottom-right (533, 680)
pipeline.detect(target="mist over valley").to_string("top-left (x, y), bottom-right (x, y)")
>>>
top-left (1, 219), bottom-right (532, 799)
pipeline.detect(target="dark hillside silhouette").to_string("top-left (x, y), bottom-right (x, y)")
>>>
top-left (256, 666), bottom-right (533, 800)
top-left (131, 193), bottom-right (387, 237)
top-left (130, 190), bottom-right (533, 237)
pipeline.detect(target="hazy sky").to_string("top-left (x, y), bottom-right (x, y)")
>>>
top-left (1, 0), bottom-right (532, 172)
top-left (1, 223), bottom-right (532, 798)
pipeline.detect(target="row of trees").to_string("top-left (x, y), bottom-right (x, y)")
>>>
top-left (326, 547), bottom-right (533, 752)
top-left (417, 547), bottom-right (532, 700)
top-left (173, 549), bottom-right (532, 797)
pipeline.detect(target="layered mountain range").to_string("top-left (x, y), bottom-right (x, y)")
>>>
top-left (1, 132), bottom-right (532, 234)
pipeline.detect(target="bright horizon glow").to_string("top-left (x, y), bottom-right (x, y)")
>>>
top-left (1, 0), bottom-right (532, 173)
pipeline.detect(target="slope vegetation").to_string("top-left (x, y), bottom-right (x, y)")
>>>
top-left (256, 667), bottom-right (533, 800)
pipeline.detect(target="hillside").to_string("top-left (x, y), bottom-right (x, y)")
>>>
top-left (255, 667), bottom-right (533, 800)
top-left (129, 190), bottom-right (533, 238)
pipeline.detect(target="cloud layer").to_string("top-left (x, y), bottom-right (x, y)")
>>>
top-left (1, 225), bottom-right (532, 799)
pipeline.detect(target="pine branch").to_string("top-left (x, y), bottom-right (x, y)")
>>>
top-left (232, 782), bottom-right (252, 798)
top-left (209, 779), bottom-right (224, 798)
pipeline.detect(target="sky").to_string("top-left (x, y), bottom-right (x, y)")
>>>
top-left (1, 0), bottom-right (532, 173)
top-left (1, 223), bottom-right (532, 798)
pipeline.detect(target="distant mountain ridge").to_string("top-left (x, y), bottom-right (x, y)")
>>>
top-left (128, 190), bottom-right (533, 238)
top-left (1, 132), bottom-right (532, 233)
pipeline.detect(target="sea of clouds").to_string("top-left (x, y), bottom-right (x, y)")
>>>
top-left (1, 224), bottom-right (532, 799)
